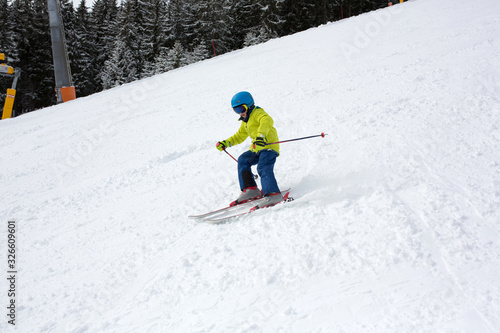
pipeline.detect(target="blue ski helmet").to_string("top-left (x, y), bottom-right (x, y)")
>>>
top-left (231, 91), bottom-right (254, 109)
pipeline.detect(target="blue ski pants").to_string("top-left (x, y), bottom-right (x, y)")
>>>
top-left (238, 150), bottom-right (280, 196)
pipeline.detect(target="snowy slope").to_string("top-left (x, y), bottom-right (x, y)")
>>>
top-left (1, 0), bottom-right (500, 331)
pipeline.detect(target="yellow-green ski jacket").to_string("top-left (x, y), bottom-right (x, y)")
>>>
top-left (227, 107), bottom-right (279, 155)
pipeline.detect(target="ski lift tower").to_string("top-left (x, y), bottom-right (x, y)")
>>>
top-left (47, 0), bottom-right (76, 103)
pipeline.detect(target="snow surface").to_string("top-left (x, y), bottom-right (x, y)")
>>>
top-left (1, 0), bottom-right (500, 331)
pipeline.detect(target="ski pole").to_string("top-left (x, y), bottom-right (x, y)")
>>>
top-left (265, 132), bottom-right (326, 145)
top-left (222, 147), bottom-right (238, 163)
top-left (219, 145), bottom-right (259, 179)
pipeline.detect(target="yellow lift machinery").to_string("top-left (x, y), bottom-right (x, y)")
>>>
top-left (0, 53), bottom-right (20, 119)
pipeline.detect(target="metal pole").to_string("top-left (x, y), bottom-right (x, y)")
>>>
top-left (47, 0), bottom-right (74, 103)
top-left (265, 133), bottom-right (326, 146)
top-left (221, 147), bottom-right (258, 179)
top-left (223, 148), bottom-right (238, 162)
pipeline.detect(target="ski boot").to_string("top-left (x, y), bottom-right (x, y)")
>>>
top-left (255, 192), bottom-right (284, 209)
top-left (230, 186), bottom-right (263, 206)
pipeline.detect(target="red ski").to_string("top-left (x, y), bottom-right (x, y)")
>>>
top-left (188, 189), bottom-right (291, 221)
top-left (204, 191), bottom-right (292, 224)
top-left (188, 197), bottom-right (265, 220)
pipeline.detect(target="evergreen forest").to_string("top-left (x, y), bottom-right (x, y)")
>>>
top-left (0, 0), bottom-right (394, 116)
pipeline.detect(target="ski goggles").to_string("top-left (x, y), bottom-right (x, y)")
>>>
top-left (233, 104), bottom-right (248, 114)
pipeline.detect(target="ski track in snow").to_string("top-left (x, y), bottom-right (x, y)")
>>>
top-left (1, 0), bottom-right (500, 331)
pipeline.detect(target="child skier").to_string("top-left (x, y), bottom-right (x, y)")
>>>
top-left (216, 91), bottom-right (283, 208)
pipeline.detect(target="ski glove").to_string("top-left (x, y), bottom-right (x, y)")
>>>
top-left (216, 140), bottom-right (231, 152)
top-left (251, 136), bottom-right (267, 153)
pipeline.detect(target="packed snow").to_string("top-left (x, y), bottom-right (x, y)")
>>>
top-left (1, 0), bottom-right (499, 331)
